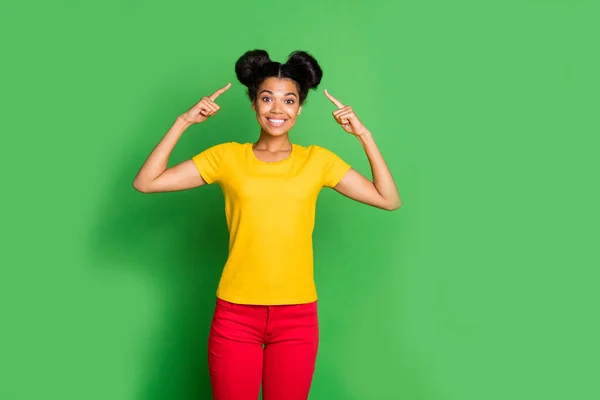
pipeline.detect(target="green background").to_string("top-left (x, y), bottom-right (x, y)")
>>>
top-left (1, 0), bottom-right (598, 399)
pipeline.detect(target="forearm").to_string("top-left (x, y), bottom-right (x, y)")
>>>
top-left (358, 132), bottom-right (402, 208)
top-left (133, 116), bottom-right (192, 186)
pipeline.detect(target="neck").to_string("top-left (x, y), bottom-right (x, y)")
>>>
top-left (254, 130), bottom-right (292, 151)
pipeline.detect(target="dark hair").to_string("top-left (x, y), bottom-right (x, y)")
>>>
top-left (235, 49), bottom-right (323, 105)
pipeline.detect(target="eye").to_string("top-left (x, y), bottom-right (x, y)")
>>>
top-left (262, 96), bottom-right (272, 102)
top-left (285, 99), bottom-right (295, 104)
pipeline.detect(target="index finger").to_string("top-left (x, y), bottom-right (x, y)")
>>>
top-left (209, 83), bottom-right (231, 101)
top-left (324, 89), bottom-right (345, 109)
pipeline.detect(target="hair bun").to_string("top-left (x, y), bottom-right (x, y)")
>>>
top-left (285, 50), bottom-right (323, 89)
top-left (235, 49), bottom-right (272, 87)
top-left (234, 48), bottom-right (323, 104)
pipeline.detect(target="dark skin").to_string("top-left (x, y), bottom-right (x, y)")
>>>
top-left (133, 78), bottom-right (401, 211)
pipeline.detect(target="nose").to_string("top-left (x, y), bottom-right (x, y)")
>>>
top-left (270, 99), bottom-right (283, 114)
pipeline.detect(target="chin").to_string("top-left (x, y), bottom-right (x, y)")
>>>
top-left (264, 128), bottom-right (289, 137)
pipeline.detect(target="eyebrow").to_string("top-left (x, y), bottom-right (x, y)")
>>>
top-left (259, 89), bottom-right (297, 98)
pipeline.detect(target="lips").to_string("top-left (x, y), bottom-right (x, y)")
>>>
top-left (266, 117), bottom-right (287, 127)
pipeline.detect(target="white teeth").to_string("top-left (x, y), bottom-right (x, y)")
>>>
top-left (268, 118), bottom-right (285, 126)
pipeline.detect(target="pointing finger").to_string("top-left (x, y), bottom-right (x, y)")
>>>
top-left (209, 83), bottom-right (231, 101)
top-left (335, 109), bottom-right (353, 122)
top-left (324, 89), bottom-right (345, 109)
top-left (333, 106), bottom-right (352, 117)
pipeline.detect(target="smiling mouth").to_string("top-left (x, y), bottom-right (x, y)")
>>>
top-left (266, 118), bottom-right (287, 127)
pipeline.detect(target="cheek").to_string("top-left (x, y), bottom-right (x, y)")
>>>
top-left (287, 104), bottom-right (301, 116)
top-left (255, 103), bottom-right (267, 115)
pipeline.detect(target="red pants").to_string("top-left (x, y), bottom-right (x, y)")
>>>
top-left (207, 298), bottom-right (319, 400)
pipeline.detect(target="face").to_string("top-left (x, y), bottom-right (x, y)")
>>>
top-left (252, 77), bottom-right (302, 137)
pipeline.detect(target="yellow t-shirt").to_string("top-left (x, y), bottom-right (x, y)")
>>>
top-left (192, 141), bottom-right (351, 305)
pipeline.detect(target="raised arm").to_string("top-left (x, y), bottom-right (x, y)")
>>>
top-left (132, 83), bottom-right (230, 193)
top-left (324, 89), bottom-right (402, 211)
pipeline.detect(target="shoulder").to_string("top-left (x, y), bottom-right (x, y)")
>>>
top-left (211, 141), bottom-right (245, 151)
top-left (196, 141), bottom-right (244, 157)
top-left (220, 141), bottom-right (246, 154)
top-left (299, 144), bottom-right (343, 163)
top-left (295, 143), bottom-right (337, 158)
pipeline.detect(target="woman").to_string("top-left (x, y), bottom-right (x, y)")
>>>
top-left (133, 49), bottom-right (401, 400)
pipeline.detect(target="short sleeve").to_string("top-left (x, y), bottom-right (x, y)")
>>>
top-left (191, 142), bottom-right (230, 184)
top-left (318, 146), bottom-right (352, 188)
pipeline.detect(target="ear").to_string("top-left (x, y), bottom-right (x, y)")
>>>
top-left (297, 105), bottom-right (302, 116)
top-left (252, 101), bottom-right (256, 111)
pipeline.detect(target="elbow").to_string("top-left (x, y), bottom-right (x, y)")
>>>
top-left (132, 179), bottom-right (152, 193)
top-left (383, 199), bottom-right (402, 211)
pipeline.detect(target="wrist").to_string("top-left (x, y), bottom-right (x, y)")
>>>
top-left (356, 130), bottom-right (373, 144)
top-left (176, 115), bottom-right (193, 128)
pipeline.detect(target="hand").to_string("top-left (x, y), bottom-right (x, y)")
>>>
top-left (324, 89), bottom-right (370, 137)
top-left (180, 83), bottom-right (231, 124)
